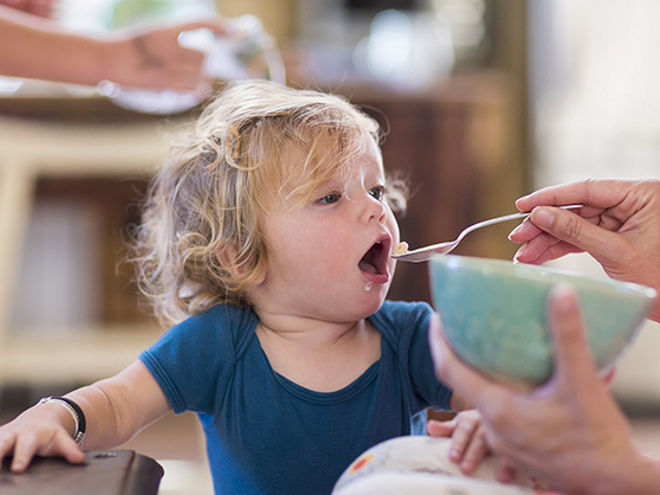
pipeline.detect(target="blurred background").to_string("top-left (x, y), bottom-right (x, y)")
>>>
top-left (1, 0), bottom-right (660, 493)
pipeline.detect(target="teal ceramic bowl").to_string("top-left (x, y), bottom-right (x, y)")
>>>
top-left (429, 255), bottom-right (657, 387)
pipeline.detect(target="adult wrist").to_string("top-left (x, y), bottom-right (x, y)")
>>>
top-left (588, 451), bottom-right (660, 495)
top-left (623, 453), bottom-right (660, 495)
top-left (92, 37), bottom-right (122, 85)
top-left (97, 31), bottom-right (141, 87)
top-left (54, 31), bottom-right (110, 86)
top-left (37, 396), bottom-right (86, 449)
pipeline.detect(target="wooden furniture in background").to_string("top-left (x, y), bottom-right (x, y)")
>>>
top-left (32, 177), bottom-right (151, 324)
top-left (0, 116), bottom-right (169, 388)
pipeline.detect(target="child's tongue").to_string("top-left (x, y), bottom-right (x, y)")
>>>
top-left (359, 259), bottom-right (378, 275)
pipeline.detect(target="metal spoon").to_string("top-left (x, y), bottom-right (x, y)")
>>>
top-left (392, 205), bottom-right (582, 263)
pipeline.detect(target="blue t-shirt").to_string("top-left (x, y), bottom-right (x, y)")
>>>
top-left (139, 300), bottom-right (452, 495)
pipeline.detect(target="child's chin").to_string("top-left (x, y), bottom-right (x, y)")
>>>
top-left (361, 287), bottom-right (389, 312)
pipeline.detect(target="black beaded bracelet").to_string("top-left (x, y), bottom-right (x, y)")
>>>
top-left (37, 396), bottom-right (86, 449)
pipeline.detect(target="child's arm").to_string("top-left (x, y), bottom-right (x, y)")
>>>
top-left (0, 361), bottom-right (171, 472)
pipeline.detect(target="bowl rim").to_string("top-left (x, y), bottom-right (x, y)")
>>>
top-left (429, 254), bottom-right (657, 301)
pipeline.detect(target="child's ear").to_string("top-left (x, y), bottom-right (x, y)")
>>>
top-left (216, 243), bottom-right (242, 279)
top-left (216, 243), bottom-right (267, 285)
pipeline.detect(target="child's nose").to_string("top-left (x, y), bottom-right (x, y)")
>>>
top-left (360, 194), bottom-right (387, 225)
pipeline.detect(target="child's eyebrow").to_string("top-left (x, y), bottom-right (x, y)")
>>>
top-left (313, 180), bottom-right (344, 195)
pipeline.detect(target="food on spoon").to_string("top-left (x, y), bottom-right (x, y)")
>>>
top-left (393, 241), bottom-right (409, 256)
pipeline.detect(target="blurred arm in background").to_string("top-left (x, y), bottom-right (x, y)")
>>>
top-left (0, 3), bottom-right (225, 91)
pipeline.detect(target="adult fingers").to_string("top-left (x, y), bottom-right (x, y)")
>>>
top-left (515, 179), bottom-right (631, 213)
top-left (509, 205), bottom-right (603, 245)
top-left (527, 206), bottom-right (628, 265)
top-left (141, 60), bottom-right (213, 91)
top-left (159, 67), bottom-right (208, 92)
top-left (514, 235), bottom-right (583, 265)
top-left (508, 217), bottom-right (545, 244)
top-left (173, 47), bottom-right (206, 67)
top-left (28, 0), bottom-right (53, 18)
top-left (545, 284), bottom-right (600, 391)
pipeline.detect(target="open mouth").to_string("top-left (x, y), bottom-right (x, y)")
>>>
top-left (358, 237), bottom-right (391, 281)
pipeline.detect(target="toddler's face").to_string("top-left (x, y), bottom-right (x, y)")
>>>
top-left (252, 133), bottom-right (400, 322)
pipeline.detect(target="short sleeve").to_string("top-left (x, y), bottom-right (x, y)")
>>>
top-left (405, 304), bottom-right (453, 410)
top-left (139, 305), bottom-right (257, 415)
top-left (372, 301), bottom-right (453, 412)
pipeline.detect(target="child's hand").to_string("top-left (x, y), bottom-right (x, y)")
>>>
top-left (426, 409), bottom-right (489, 475)
top-left (0, 404), bottom-right (86, 472)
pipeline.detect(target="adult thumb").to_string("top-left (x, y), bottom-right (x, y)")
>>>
top-left (545, 283), bottom-right (600, 390)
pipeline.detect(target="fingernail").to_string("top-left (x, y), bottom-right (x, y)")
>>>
top-left (551, 282), bottom-right (576, 299)
top-left (532, 207), bottom-right (555, 228)
top-left (508, 223), bottom-right (524, 239)
top-left (513, 245), bottom-right (527, 262)
top-left (549, 283), bottom-right (579, 312)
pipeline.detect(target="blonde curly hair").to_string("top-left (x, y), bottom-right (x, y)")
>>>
top-left (130, 80), bottom-right (407, 326)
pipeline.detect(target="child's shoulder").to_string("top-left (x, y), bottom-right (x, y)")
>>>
top-left (165, 303), bottom-right (259, 347)
top-left (369, 301), bottom-right (434, 361)
top-left (372, 300), bottom-right (433, 336)
top-left (376, 300), bottom-right (433, 321)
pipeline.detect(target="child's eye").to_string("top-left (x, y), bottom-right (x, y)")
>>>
top-left (318, 192), bottom-right (342, 204)
top-left (369, 186), bottom-right (385, 201)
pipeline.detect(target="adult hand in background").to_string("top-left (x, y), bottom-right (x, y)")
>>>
top-left (428, 284), bottom-right (660, 495)
top-left (0, 0), bottom-right (54, 18)
top-left (0, 5), bottom-right (226, 91)
top-left (104, 18), bottom-right (227, 92)
top-left (509, 178), bottom-right (660, 321)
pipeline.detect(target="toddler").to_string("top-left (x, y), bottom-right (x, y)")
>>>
top-left (0, 81), bottom-right (482, 494)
